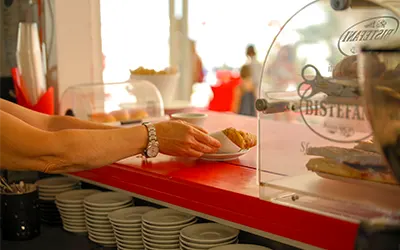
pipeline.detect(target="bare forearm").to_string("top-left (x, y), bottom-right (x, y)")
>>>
top-left (52, 125), bottom-right (147, 172)
top-left (0, 110), bottom-right (147, 173)
top-left (0, 99), bottom-right (116, 131)
top-left (47, 115), bottom-right (116, 131)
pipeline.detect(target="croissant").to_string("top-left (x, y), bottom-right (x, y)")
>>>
top-left (223, 128), bottom-right (257, 149)
top-left (332, 55), bottom-right (386, 79)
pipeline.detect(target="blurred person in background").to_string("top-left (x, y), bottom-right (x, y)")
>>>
top-left (191, 40), bottom-right (204, 85)
top-left (266, 45), bottom-right (300, 122)
top-left (245, 44), bottom-right (262, 96)
top-left (232, 65), bottom-right (256, 117)
top-left (266, 45), bottom-right (300, 91)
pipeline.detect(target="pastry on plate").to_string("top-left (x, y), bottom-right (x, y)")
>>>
top-left (222, 128), bottom-right (257, 150)
top-left (306, 146), bottom-right (385, 166)
top-left (89, 112), bottom-right (116, 123)
top-left (110, 109), bottom-right (130, 121)
top-left (129, 110), bottom-right (149, 120)
top-left (332, 54), bottom-right (385, 79)
top-left (354, 140), bottom-right (380, 154)
top-left (306, 157), bottom-right (397, 185)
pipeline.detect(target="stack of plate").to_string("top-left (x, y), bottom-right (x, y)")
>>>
top-left (141, 208), bottom-right (197, 250)
top-left (180, 223), bottom-right (239, 250)
top-left (108, 206), bottom-right (157, 250)
top-left (55, 189), bottom-right (100, 233)
top-left (83, 192), bottom-right (133, 246)
top-left (35, 177), bottom-right (80, 225)
top-left (210, 245), bottom-right (272, 250)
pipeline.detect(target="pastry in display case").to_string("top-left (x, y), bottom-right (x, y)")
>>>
top-left (255, 0), bottom-right (400, 222)
top-left (59, 80), bottom-right (167, 126)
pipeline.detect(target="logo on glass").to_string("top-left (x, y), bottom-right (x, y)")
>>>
top-left (297, 65), bottom-right (372, 143)
top-left (338, 16), bottom-right (399, 56)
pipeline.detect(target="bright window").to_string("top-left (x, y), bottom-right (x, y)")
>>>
top-left (100, 0), bottom-right (170, 83)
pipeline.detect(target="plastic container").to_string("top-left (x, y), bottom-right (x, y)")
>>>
top-left (59, 80), bottom-right (166, 125)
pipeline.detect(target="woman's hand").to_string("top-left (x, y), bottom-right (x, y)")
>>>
top-left (154, 120), bottom-right (221, 157)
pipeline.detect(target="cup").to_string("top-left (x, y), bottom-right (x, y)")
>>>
top-left (170, 113), bottom-right (208, 127)
top-left (1, 184), bottom-right (41, 241)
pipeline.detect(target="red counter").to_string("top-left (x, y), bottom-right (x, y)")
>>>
top-left (69, 112), bottom-right (361, 250)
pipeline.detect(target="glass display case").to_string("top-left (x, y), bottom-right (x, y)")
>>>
top-left (256, 0), bottom-right (400, 220)
top-left (59, 80), bottom-right (166, 125)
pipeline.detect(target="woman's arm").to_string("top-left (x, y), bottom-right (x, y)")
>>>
top-left (0, 110), bottom-right (147, 173)
top-left (47, 115), bottom-right (116, 131)
top-left (0, 99), bottom-right (115, 131)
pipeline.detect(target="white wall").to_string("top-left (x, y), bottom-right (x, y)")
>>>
top-left (45, 0), bottom-right (103, 114)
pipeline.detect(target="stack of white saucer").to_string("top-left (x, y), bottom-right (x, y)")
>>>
top-left (36, 177), bottom-right (80, 201)
top-left (210, 244), bottom-right (272, 250)
top-left (83, 192), bottom-right (133, 246)
top-left (55, 189), bottom-right (100, 233)
top-left (108, 206), bottom-right (156, 250)
top-left (35, 177), bottom-right (80, 225)
top-left (141, 208), bottom-right (197, 250)
top-left (180, 223), bottom-right (239, 249)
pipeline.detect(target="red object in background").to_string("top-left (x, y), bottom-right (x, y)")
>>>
top-left (208, 73), bottom-right (241, 112)
top-left (11, 68), bottom-right (54, 115)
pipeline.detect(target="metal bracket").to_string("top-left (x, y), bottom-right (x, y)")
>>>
top-left (330, 0), bottom-right (351, 10)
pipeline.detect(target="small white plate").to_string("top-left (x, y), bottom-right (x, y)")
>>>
top-left (85, 216), bottom-right (109, 225)
top-left (56, 189), bottom-right (100, 204)
top-left (36, 177), bottom-right (79, 189)
top-left (142, 230), bottom-right (179, 240)
top-left (141, 226), bottom-right (180, 236)
top-left (39, 196), bottom-right (56, 201)
top-left (56, 201), bottom-right (84, 209)
top-left (109, 206), bottom-right (156, 224)
top-left (87, 225), bottom-right (113, 233)
top-left (84, 212), bottom-right (109, 220)
top-left (117, 242), bottom-right (144, 249)
top-left (111, 221), bottom-right (142, 228)
top-left (116, 237), bottom-right (143, 245)
top-left (210, 244), bottom-right (272, 250)
top-left (62, 218), bottom-right (86, 226)
top-left (88, 230), bottom-right (115, 238)
top-left (84, 209), bottom-right (108, 217)
top-left (39, 186), bottom-right (78, 193)
top-left (61, 214), bottom-right (85, 220)
top-left (146, 245), bottom-right (179, 250)
top-left (142, 219), bottom-right (197, 231)
top-left (143, 235), bottom-right (179, 245)
top-left (84, 192), bottom-right (133, 207)
top-left (58, 207), bottom-right (84, 214)
top-left (63, 225), bottom-right (87, 233)
top-left (180, 223), bottom-right (239, 244)
top-left (40, 189), bottom-right (75, 196)
top-left (113, 224), bottom-right (142, 232)
top-left (181, 236), bottom-right (237, 249)
top-left (200, 150), bottom-right (249, 162)
top-left (142, 208), bottom-right (195, 226)
top-left (113, 228), bottom-right (142, 236)
top-left (88, 234), bottom-right (116, 246)
top-left (86, 220), bottom-right (113, 230)
top-left (143, 239), bottom-right (179, 249)
top-left (84, 203), bottom-right (132, 213)
top-left (115, 234), bottom-right (142, 241)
